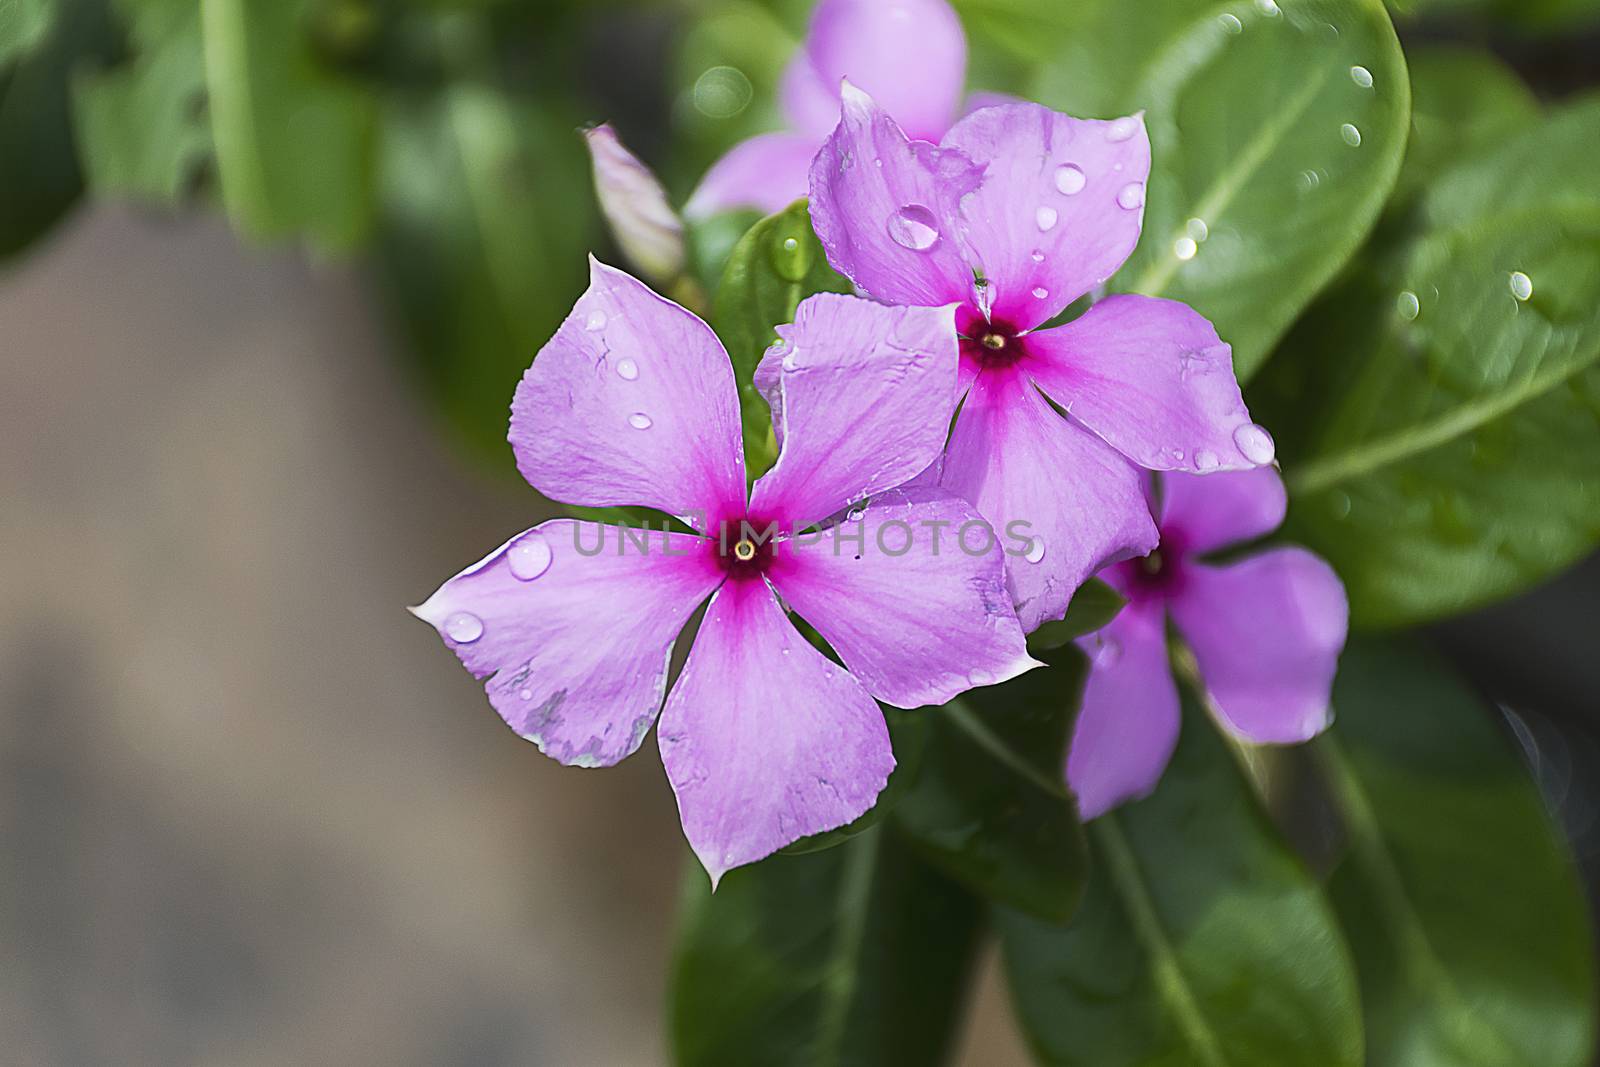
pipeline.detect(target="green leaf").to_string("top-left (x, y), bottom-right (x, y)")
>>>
top-left (0, 0), bottom-right (55, 68)
top-left (1386, 0), bottom-right (1600, 31)
top-left (1320, 638), bottom-right (1596, 1067)
top-left (1253, 96), bottom-right (1600, 626)
top-left (1016, 0), bottom-right (1409, 382)
top-left (712, 199), bottom-right (852, 477)
top-left (999, 698), bottom-right (1363, 1067)
top-left (1027, 578), bottom-right (1127, 651)
top-left (892, 647), bottom-right (1089, 921)
top-left (670, 826), bottom-right (983, 1067)
top-left (199, 0), bottom-right (376, 250)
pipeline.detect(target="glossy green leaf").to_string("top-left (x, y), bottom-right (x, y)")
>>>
top-left (712, 199), bottom-right (852, 476)
top-left (1000, 698), bottom-right (1363, 1067)
top-left (893, 647), bottom-right (1088, 922)
top-left (1014, 0), bottom-right (1409, 381)
top-left (1255, 97), bottom-right (1600, 626)
top-left (1320, 638), bottom-right (1596, 1067)
top-left (199, 0), bottom-right (376, 250)
top-left (0, 0), bottom-right (55, 68)
top-left (1027, 578), bottom-right (1127, 651)
top-left (1386, 0), bottom-right (1600, 30)
top-left (670, 826), bottom-right (983, 1067)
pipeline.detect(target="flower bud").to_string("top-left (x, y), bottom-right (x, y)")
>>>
top-left (584, 124), bottom-right (685, 286)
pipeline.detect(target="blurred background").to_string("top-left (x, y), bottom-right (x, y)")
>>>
top-left (2, 0), bottom-right (1599, 1063)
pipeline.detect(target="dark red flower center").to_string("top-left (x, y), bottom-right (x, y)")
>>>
top-left (960, 317), bottom-right (1026, 368)
top-left (716, 517), bottom-right (778, 580)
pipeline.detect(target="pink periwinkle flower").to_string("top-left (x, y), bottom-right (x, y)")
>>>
top-left (686, 0), bottom-right (971, 218)
top-left (1068, 468), bottom-right (1349, 818)
top-left (411, 259), bottom-right (1037, 884)
top-left (808, 85), bottom-right (1279, 631)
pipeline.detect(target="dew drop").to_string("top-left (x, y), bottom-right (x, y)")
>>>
top-left (1256, 0), bottom-right (1281, 15)
top-left (584, 309), bottom-right (607, 331)
top-left (1195, 449), bottom-right (1220, 472)
top-left (1233, 423), bottom-right (1276, 465)
top-left (1397, 290), bottom-right (1420, 320)
top-left (615, 358), bottom-right (639, 381)
top-left (1219, 12), bottom-right (1243, 32)
top-left (1350, 65), bottom-right (1373, 88)
top-left (1509, 271), bottom-right (1533, 301)
top-left (444, 611), bottom-right (484, 643)
top-left (1299, 169), bottom-right (1322, 191)
top-left (887, 204), bottom-right (940, 251)
top-left (782, 236), bottom-right (799, 252)
top-left (1030, 249), bottom-right (1046, 264)
top-left (1035, 206), bottom-right (1059, 232)
top-left (1053, 163), bottom-right (1087, 195)
top-left (628, 412), bottom-right (653, 430)
top-left (967, 669), bottom-right (995, 686)
top-left (1340, 122), bottom-right (1362, 147)
top-left (507, 531), bottom-right (553, 581)
top-left (1174, 236), bottom-right (1198, 261)
top-left (1116, 182), bottom-right (1145, 210)
top-left (1093, 636), bottom-right (1122, 668)
top-left (519, 688), bottom-right (533, 701)
top-left (1032, 286), bottom-right (1050, 300)
top-left (1106, 116), bottom-right (1139, 142)
top-left (1330, 490), bottom-right (1352, 519)
top-left (1186, 217), bottom-right (1209, 242)
top-left (1024, 537), bottom-right (1047, 564)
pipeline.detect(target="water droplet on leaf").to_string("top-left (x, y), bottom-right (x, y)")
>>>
top-left (1174, 236), bottom-right (1197, 261)
top-left (1350, 65), bottom-right (1373, 88)
top-left (1219, 12), bottom-right (1243, 32)
top-left (1397, 290), bottom-right (1420, 320)
top-left (1340, 123), bottom-right (1362, 147)
top-left (1186, 217), bottom-right (1209, 242)
top-left (1509, 271), bottom-right (1533, 301)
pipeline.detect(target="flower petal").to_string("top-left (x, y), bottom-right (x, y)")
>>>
top-left (684, 132), bottom-right (821, 220)
top-left (1067, 602), bottom-right (1181, 819)
top-left (583, 124), bottom-right (685, 284)
top-left (767, 487), bottom-right (1039, 708)
top-left (1023, 295), bottom-right (1260, 474)
top-left (809, 84), bottom-right (983, 309)
top-left (803, 0), bottom-right (966, 141)
top-left (510, 259), bottom-right (746, 527)
top-left (410, 521), bottom-right (721, 767)
top-left (749, 294), bottom-right (958, 530)
top-left (778, 50), bottom-right (840, 139)
top-left (659, 578), bottom-right (894, 885)
top-left (940, 103), bottom-right (1150, 330)
top-left (941, 365), bottom-right (1158, 631)
top-left (1159, 467), bottom-right (1288, 555)
top-left (1170, 548), bottom-right (1348, 744)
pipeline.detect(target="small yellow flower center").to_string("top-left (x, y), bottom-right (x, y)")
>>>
top-left (733, 538), bottom-right (758, 562)
top-left (981, 332), bottom-right (1007, 351)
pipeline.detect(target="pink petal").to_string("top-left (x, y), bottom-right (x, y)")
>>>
top-left (940, 365), bottom-right (1158, 632)
top-left (583, 124), bottom-right (684, 284)
top-left (684, 132), bottom-right (821, 220)
top-left (1159, 467), bottom-right (1288, 555)
top-left (778, 51), bottom-right (840, 139)
top-left (659, 579), bottom-right (894, 886)
top-left (803, 0), bottom-right (966, 141)
top-left (410, 521), bottom-right (721, 767)
top-left (941, 103), bottom-right (1150, 331)
top-left (1170, 548), bottom-right (1349, 744)
top-left (510, 259), bottom-right (746, 528)
top-left (1067, 601), bottom-right (1181, 819)
top-left (749, 294), bottom-right (959, 530)
top-left (766, 487), bottom-right (1040, 708)
top-left (808, 84), bottom-right (982, 310)
top-left (1022, 295), bottom-right (1261, 474)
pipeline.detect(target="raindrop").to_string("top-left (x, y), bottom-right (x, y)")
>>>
top-left (615, 359), bottom-right (639, 381)
top-left (1174, 236), bottom-right (1198, 261)
top-left (1116, 182), bottom-right (1145, 210)
top-left (1054, 163), bottom-right (1087, 195)
top-left (508, 531), bottom-right (553, 581)
top-left (1340, 123), bottom-right (1362, 147)
top-left (1024, 537), bottom-right (1047, 564)
top-left (1256, 0), bottom-right (1281, 15)
top-left (1397, 290), bottom-right (1420, 320)
top-left (1195, 449), bottom-right (1220, 472)
top-left (519, 688), bottom-right (533, 701)
top-left (968, 669), bottom-right (995, 686)
top-left (1186, 217), bottom-right (1209, 242)
top-left (584, 309), bottom-right (607, 331)
top-left (1509, 271), bottom-right (1533, 301)
top-left (444, 611), bottom-right (484, 643)
top-left (1035, 206), bottom-right (1059, 232)
top-left (1233, 423), bottom-right (1276, 465)
top-left (1093, 636), bottom-right (1122, 668)
top-left (1219, 12), bottom-right (1243, 32)
top-left (628, 412), bottom-right (653, 430)
top-left (1030, 249), bottom-right (1046, 264)
top-left (1032, 286), bottom-right (1050, 300)
top-left (1330, 491), bottom-right (1352, 519)
top-left (782, 237), bottom-right (799, 252)
top-left (1350, 65), bottom-right (1373, 89)
top-left (1106, 116), bottom-right (1139, 142)
top-left (1299, 169), bottom-right (1322, 191)
top-left (887, 204), bottom-right (940, 250)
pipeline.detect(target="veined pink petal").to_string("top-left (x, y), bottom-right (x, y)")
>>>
top-left (767, 488), bottom-right (1039, 708)
top-left (940, 365), bottom-right (1157, 631)
top-left (410, 521), bottom-right (721, 767)
top-left (1067, 601), bottom-right (1181, 819)
top-left (1159, 467), bottom-right (1288, 555)
top-left (659, 579), bottom-right (894, 886)
top-left (803, 0), bottom-right (966, 142)
top-left (1170, 548), bottom-right (1348, 744)
top-left (510, 260), bottom-right (746, 527)
top-left (809, 84), bottom-right (982, 310)
top-left (941, 103), bottom-right (1150, 330)
top-left (1023, 295), bottom-right (1260, 474)
top-left (684, 132), bottom-right (821, 220)
top-left (750, 294), bottom-right (958, 530)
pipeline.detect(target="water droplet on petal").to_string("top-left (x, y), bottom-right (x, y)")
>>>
top-left (1509, 271), bottom-right (1533, 301)
top-left (1093, 636), bottom-right (1122, 668)
top-left (887, 204), bottom-right (940, 251)
top-left (628, 412), bottom-right (653, 430)
top-left (1032, 286), bottom-right (1050, 300)
top-left (1174, 236), bottom-right (1197, 261)
top-left (519, 688), bottom-right (533, 701)
top-left (1054, 163), bottom-right (1087, 195)
top-left (1187, 217), bottom-right (1209, 242)
top-left (1025, 537), bottom-right (1047, 564)
top-left (508, 531), bottom-right (553, 581)
top-left (1106, 116), bottom-right (1139, 142)
top-left (1350, 65), bottom-right (1373, 88)
top-left (1219, 12), bottom-right (1243, 32)
top-left (1340, 123), bottom-right (1362, 147)
top-left (1195, 449), bottom-right (1220, 472)
top-left (968, 669), bottom-right (995, 687)
top-left (1233, 423), bottom-right (1276, 465)
top-left (1031, 249), bottom-right (1046, 263)
top-left (584, 310), bottom-right (607, 331)
top-left (444, 611), bottom-right (484, 643)
top-left (1035, 206), bottom-right (1059, 232)
top-left (615, 358), bottom-right (639, 381)
top-left (1116, 182), bottom-right (1145, 210)
top-left (1397, 290), bottom-right (1420, 320)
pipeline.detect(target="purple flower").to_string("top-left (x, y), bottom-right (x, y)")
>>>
top-left (686, 0), bottom-right (969, 218)
top-left (808, 86), bottom-right (1278, 630)
top-left (410, 259), bottom-right (1037, 883)
top-left (1067, 468), bottom-right (1349, 818)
